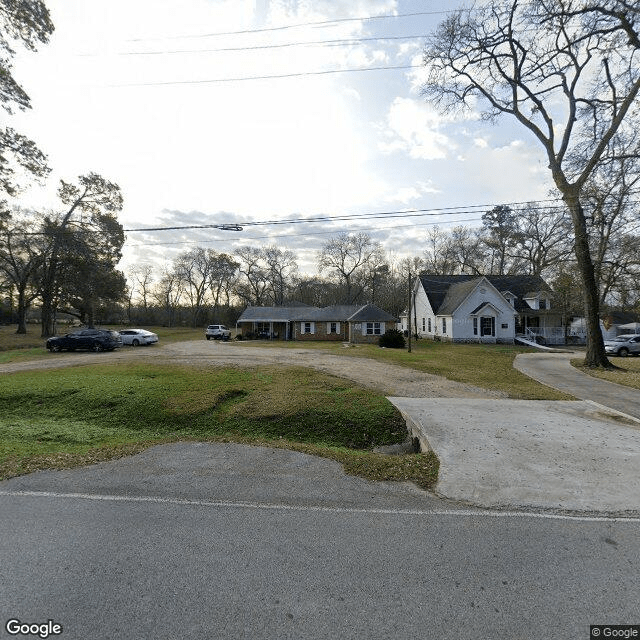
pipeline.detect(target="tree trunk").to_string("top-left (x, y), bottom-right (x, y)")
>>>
top-left (563, 190), bottom-right (610, 368)
top-left (40, 293), bottom-right (55, 337)
top-left (15, 285), bottom-right (28, 334)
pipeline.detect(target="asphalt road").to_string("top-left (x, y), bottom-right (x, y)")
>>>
top-left (1, 443), bottom-right (638, 640)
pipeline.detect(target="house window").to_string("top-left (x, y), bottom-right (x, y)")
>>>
top-left (428, 318), bottom-right (432, 333)
top-left (302, 322), bottom-right (314, 334)
top-left (473, 317), bottom-right (478, 335)
top-left (327, 322), bottom-right (340, 334)
top-left (366, 322), bottom-right (382, 335)
top-left (539, 298), bottom-right (547, 310)
top-left (422, 318), bottom-right (425, 332)
top-left (481, 317), bottom-right (495, 337)
top-left (442, 318), bottom-right (447, 334)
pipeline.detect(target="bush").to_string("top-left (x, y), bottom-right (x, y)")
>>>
top-left (378, 328), bottom-right (406, 349)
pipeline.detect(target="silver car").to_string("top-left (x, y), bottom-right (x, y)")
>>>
top-left (118, 329), bottom-right (159, 346)
top-left (604, 334), bottom-right (640, 357)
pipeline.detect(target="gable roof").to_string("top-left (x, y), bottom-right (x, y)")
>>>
top-left (469, 301), bottom-right (503, 315)
top-left (347, 304), bottom-right (396, 322)
top-left (237, 303), bottom-right (397, 323)
top-left (437, 278), bottom-right (487, 315)
top-left (418, 274), bottom-right (552, 314)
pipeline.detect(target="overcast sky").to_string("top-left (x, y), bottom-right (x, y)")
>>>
top-left (11, 0), bottom-right (554, 275)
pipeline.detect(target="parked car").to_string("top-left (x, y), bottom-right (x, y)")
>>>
top-left (46, 329), bottom-right (123, 352)
top-left (205, 324), bottom-right (231, 340)
top-left (119, 329), bottom-right (159, 346)
top-left (604, 334), bottom-right (640, 357)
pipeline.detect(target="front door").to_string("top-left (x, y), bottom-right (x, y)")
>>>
top-left (480, 316), bottom-right (495, 337)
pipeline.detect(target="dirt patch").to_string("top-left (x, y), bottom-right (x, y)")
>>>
top-left (0, 341), bottom-right (504, 399)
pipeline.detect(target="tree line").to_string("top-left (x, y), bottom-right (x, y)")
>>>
top-left (2, 179), bottom-right (637, 333)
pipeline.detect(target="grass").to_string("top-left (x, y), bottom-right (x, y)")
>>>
top-left (0, 362), bottom-right (438, 488)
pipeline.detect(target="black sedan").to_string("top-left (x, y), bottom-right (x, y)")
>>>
top-left (46, 329), bottom-right (123, 352)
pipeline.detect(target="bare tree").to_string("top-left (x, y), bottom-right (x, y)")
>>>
top-left (174, 247), bottom-right (216, 327)
top-left (448, 225), bottom-right (485, 275)
top-left (423, 226), bottom-right (458, 274)
top-left (262, 245), bottom-right (298, 305)
top-left (152, 265), bottom-right (184, 328)
top-left (510, 203), bottom-right (573, 277)
top-left (581, 138), bottom-right (640, 304)
top-left (234, 246), bottom-right (270, 306)
top-left (129, 264), bottom-right (154, 311)
top-left (423, 0), bottom-right (640, 367)
top-left (208, 252), bottom-right (239, 313)
top-left (317, 233), bottom-right (386, 304)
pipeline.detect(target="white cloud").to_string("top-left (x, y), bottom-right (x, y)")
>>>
top-left (379, 97), bottom-right (453, 160)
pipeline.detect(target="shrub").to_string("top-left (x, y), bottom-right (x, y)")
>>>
top-left (378, 328), bottom-right (406, 349)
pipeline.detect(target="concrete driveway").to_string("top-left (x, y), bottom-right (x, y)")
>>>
top-left (389, 350), bottom-right (640, 515)
top-left (514, 350), bottom-right (640, 419)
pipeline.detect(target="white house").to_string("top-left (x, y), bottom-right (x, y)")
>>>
top-left (410, 274), bottom-right (562, 344)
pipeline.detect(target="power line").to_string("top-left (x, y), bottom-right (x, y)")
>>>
top-left (125, 218), bottom-right (487, 248)
top-left (123, 198), bottom-right (565, 234)
top-left (89, 35), bottom-right (427, 57)
top-left (125, 10), bottom-right (454, 42)
top-left (112, 63), bottom-right (422, 87)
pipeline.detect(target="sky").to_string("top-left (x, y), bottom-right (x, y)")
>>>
top-left (10, 0), bottom-right (554, 276)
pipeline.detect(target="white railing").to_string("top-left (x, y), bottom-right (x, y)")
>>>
top-left (522, 327), bottom-right (583, 345)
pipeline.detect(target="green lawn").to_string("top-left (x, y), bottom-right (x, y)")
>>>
top-left (0, 362), bottom-right (438, 487)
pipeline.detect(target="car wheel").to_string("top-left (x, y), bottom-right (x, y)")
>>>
top-left (91, 342), bottom-right (104, 352)
top-left (206, 335), bottom-right (211, 340)
top-left (618, 348), bottom-right (629, 357)
top-left (132, 339), bottom-right (140, 346)
top-left (49, 344), bottom-right (61, 353)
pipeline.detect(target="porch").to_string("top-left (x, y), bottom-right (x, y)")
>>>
top-left (519, 327), bottom-right (586, 345)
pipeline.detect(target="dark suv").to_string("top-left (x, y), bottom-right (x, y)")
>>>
top-left (46, 329), bottom-right (123, 352)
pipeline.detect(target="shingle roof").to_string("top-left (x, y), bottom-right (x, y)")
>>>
top-left (296, 305), bottom-right (363, 321)
top-left (236, 306), bottom-right (318, 322)
top-left (437, 278), bottom-right (485, 315)
top-left (237, 303), bottom-right (397, 323)
top-left (418, 274), bottom-right (551, 314)
top-left (348, 304), bottom-right (397, 322)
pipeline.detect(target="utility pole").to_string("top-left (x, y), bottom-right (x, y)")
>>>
top-left (407, 271), bottom-right (412, 353)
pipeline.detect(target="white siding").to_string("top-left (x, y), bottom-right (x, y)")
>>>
top-left (449, 283), bottom-right (515, 342)
top-left (412, 284), bottom-right (437, 338)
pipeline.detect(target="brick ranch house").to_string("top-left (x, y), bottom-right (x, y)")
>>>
top-left (236, 303), bottom-right (397, 344)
